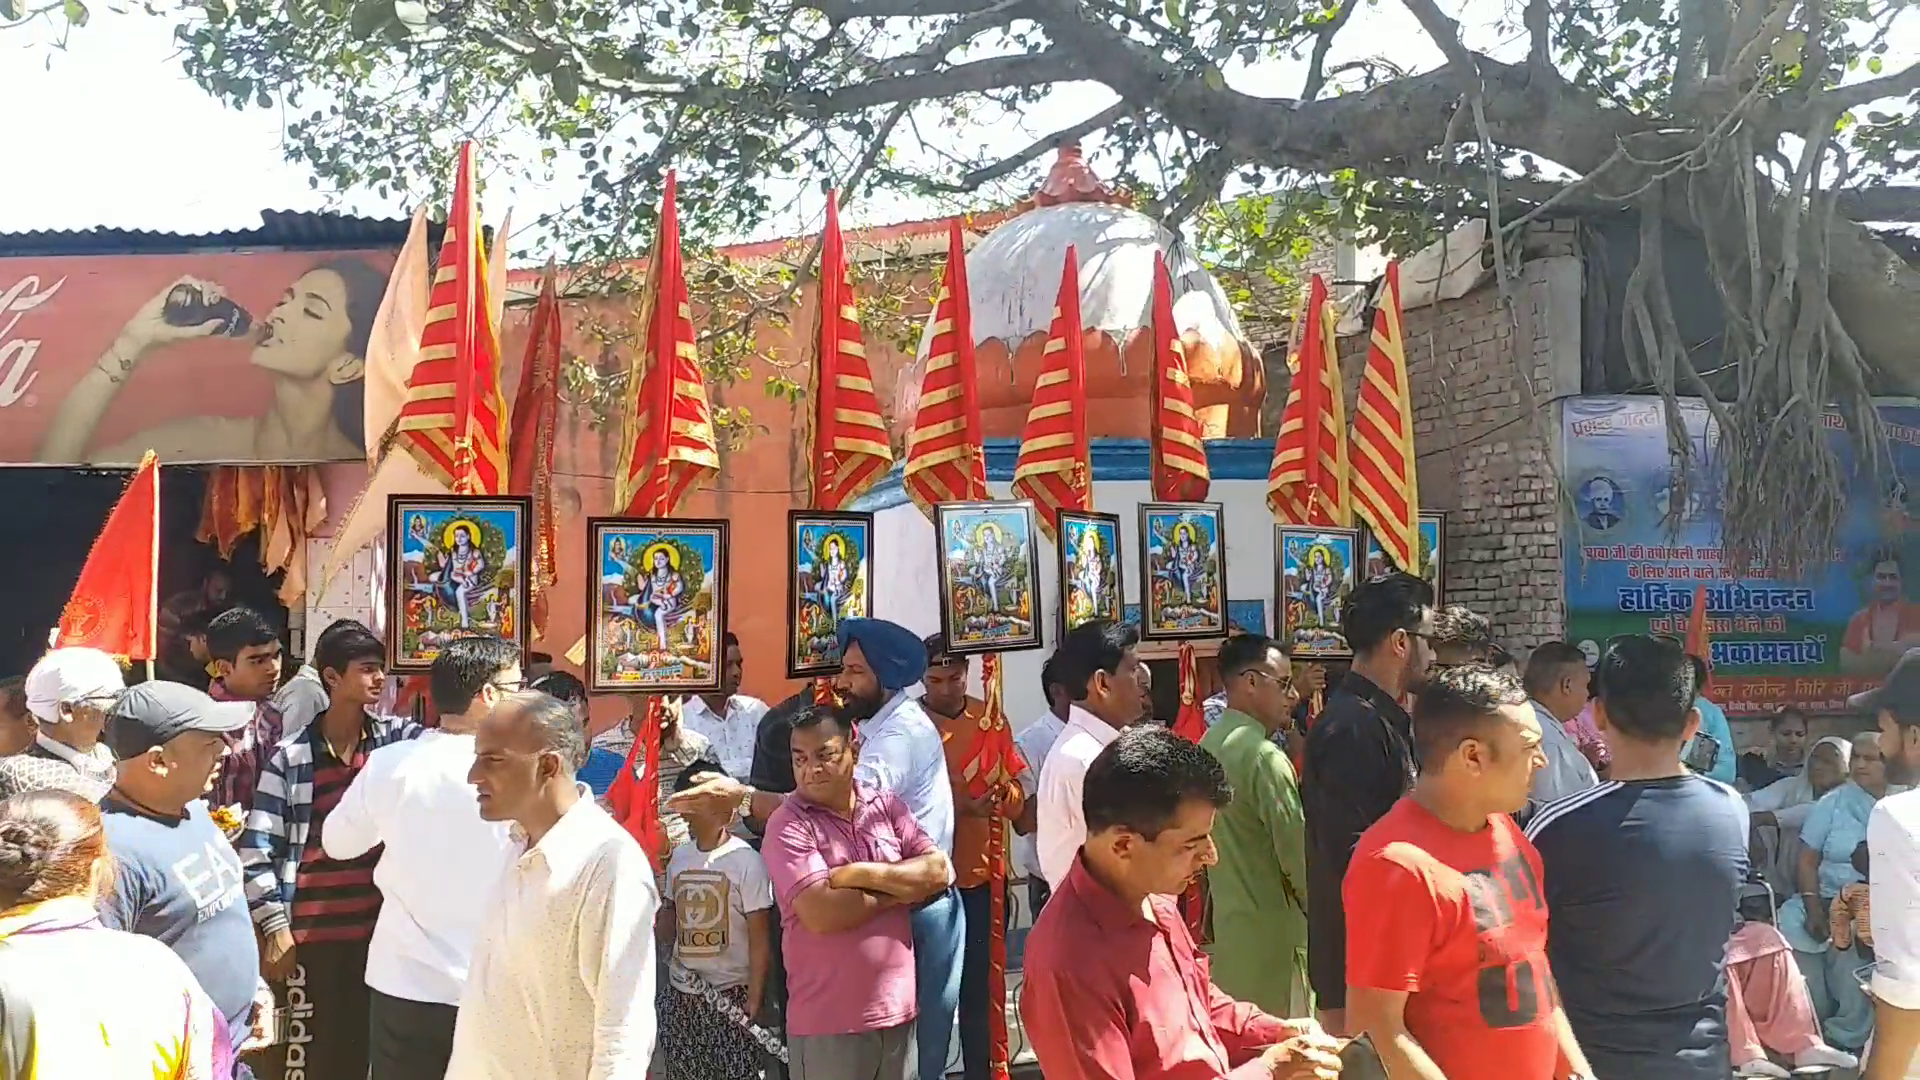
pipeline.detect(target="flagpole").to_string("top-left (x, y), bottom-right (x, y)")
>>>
top-left (148, 453), bottom-right (160, 680)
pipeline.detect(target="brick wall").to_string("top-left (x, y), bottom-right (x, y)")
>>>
top-left (1334, 244), bottom-right (1584, 653)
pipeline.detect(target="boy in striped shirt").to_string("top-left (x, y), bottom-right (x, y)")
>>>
top-left (238, 623), bottom-right (420, 1080)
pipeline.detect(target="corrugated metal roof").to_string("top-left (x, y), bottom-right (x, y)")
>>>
top-left (0, 210), bottom-right (427, 257)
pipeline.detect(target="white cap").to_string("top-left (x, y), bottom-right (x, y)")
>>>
top-left (24, 648), bottom-right (126, 723)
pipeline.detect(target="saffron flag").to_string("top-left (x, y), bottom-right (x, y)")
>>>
top-left (1149, 251), bottom-right (1210, 502)
top-left (509, 260), bottom-right (563, 637)
top-left (903, 220), bottom-right (989, 517)
top-left (1267, 274), bottom-right (1350, 526)
top-left (607, 697), bottom-right (667, 867)
top-left (394, 141), bottom-right (511, 496)
top-left (1349, 262), bottom-right (1420, 572)
top-left (809, 195), bottom-right (894, 511)
top-left (1012, 245), bottom-right (1093, 542)
top-left (613, 171), bottom-right (720, 518)
top-left (54, 451), bottom-right (160, 659)
top-left (1686, 584), bottom-right (1713, 697)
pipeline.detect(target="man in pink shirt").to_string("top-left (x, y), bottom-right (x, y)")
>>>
top-left (1021, 724), bottom-right (1341, 1080)
top-left (762, 702), bottom-right (952, 1080)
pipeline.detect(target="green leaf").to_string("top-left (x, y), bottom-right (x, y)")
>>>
top-left (0, 0), bottom-right (22, 20)
top-left (551, 65), bottom-right (580, 105)
top-left (1867, 55), bottom-right (1884, 75)
top-left (62, 0), bottom-right (88, 26)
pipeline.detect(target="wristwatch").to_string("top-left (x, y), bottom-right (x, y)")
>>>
top-left (736, 786), bottom-right (754, 820)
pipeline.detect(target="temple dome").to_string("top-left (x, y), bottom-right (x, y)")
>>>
top-left (895, 145), bottom-right (1265, 442)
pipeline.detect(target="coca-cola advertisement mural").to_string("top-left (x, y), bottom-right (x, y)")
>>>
top-left (0, 248), bottom-right (396, 465)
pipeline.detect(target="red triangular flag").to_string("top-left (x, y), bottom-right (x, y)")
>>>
top-left (1686, 585), bottom-right (1713, 697)
top-left (55, 451), bottom-right (160, 659)
top-left (508, 260), bottom-right (562, 636)
top-left (607, 698), bottom-right (667, 866)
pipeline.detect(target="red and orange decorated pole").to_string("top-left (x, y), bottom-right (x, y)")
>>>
top-left (1267, 274), bottom-right (1349, 527)
top-left (1349, 262), bottom-right (1420, 571)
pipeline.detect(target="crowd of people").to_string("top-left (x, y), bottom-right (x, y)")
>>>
top-left (0, 569), bottom-right (1915, 1080)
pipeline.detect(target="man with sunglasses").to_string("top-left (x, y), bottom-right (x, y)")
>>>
top-left (1302, 572), bottom-right (1435, 1037)
top-left (0, 646), bottom-right (124, 800)
top-left (1200, 633), bottom-right (1311, 1017)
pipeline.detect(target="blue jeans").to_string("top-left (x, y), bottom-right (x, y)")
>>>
top-left (910, 886), bottom-right (965, 1080)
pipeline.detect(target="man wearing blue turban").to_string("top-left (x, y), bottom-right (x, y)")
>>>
top-left (668, 618), bottom-right (962, 1080)
top-left (832, 618), bottom-right (962, 1080)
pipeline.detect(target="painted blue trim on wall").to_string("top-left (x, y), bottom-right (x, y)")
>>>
top-left (847, 437), bottom-right (1272, 513)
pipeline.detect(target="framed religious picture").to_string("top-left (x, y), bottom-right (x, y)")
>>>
top-left (934, 500), bottom-right (1043, 655)
top-left (1138, 502), bottom-right (1230, 642)
top-left (1277, 525), bottom-right (1362, 658)
top-left (787, 510), bottom-right (875, 678)
top-left (1360, 510), bottom-right (1447, 607)
top-left (1057, 510), bottom-right (1125, 637)
top-left (386, 495), bottom-right (533, 674)
top-left (586, 517), bottom-right (730, 694)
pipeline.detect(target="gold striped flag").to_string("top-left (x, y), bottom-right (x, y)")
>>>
top-left (1012, 245), bottom-right (1093, 542)
top-left (1349, 261), bottom-right (1420, 571)
top-left (613, 171), bottom-right (720, 518)
top-left (1267, 274), bottom-right (1349, 526)
top-left (902, 220), bottom-right (988, 516)
top-left (1149, 250), bottom-right (1210, 502)
top-left (394, 142), bottom-right (510, 495)
top-left (808, 195), bottom-right (893, 511)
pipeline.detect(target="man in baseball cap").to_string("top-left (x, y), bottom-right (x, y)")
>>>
top-left (1849, 651), bottom-right (1920, 1078)
top-left (98, 680), bottom-right (268, 1058)
top-left (0, 647), bottom-right (126, 800)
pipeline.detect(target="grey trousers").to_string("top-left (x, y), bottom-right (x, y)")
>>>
top-left (789, 1021), bottom-right (914, 1080)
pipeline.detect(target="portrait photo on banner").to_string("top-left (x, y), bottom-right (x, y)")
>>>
top-left (1057, 509), bottom-right (1124, 637)
top-left (1278, 525), bottom-right (1361, 658)
top-left (1361, 510), bottom-right (1447, 607)
top-left (1138, 502), bottom-right (1229, 642)
top-left (587, 517), bottom-right (729, 694)
top-left (385, 495), bottom-right (533, 673)
top-left (935, 500), bottom-right (1042, 655)
top-left (787, 510), bottom-right (875, 678)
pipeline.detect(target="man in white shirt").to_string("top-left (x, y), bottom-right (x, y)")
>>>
top-left (450, 690), bottom-right (658, 1080)
top-left (1015, 657), bottom-right (1070, 913)
top-left (678, 632), bottom-right (768, 779)
top-left (323, 635), bottom-right (519, 1079)
top-left (1852, 654), bottom-right (1920, 1080)
top-left (1036, 619), bottom-right (1146, 888)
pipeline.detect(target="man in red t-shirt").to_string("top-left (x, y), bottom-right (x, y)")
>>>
top-left (1344, 663), bottom-right (1595, 1080)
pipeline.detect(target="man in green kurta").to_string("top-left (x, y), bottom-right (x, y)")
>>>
top-left (1199, 632), bottom-right (1313, 1016)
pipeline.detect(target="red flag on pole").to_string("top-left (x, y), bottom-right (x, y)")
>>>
top-left (613, 171), bottom-right (721, 518)
top-left (393, 142), bottom-right (511, 496)
top-left (1349, 262), bottom-right (1421, 571)
top-left (1012, 245), bottom-right (1093, 542)
top-left (1150, 252), bottom-right (1210, 502)
top-left (1267, 274), bottom-right (1350, 526)
top-left (606, 701), bottom-right (667, 865)
top-left (508, 260), bottom-right (562, 637)
top-left (903, 220), bottom-right (989, 517)
top-left (809, 195), bottom-right (894, 512)
top-left (55, 451), bottom-right (160, 659)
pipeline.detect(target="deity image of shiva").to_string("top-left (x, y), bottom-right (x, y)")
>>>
top-left (815, 534), bottom-right (856, 623)
top-left (1072, 526), bottom-right (1108, 611)
top-left (432, 521), bottom-right (489, 628)
top-left (1170, 521), bottom-right (1207, 605)
top-left (964, 521), bottom-right (1019, 612)
top-left (632, 542), bottom-right (693, 651)
top-left (1303, 543), bottom-right (1338, 625)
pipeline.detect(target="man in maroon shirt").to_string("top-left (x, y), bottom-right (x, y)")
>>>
top-left (1021, 725), bottom-right (1342, 1080)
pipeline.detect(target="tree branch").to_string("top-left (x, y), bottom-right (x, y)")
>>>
top-left (1524, 0), bottom-right (1550, 72)
top-left (806, 0), bottom-right (1000, 19)
top-left (1300, 0), bottom-right (1358, 102)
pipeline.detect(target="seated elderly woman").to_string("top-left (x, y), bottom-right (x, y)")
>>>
top-left (1749, 735), bottom-right (1853, 892)
top-left (1783, 731), bottom-right (1899, 1053)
